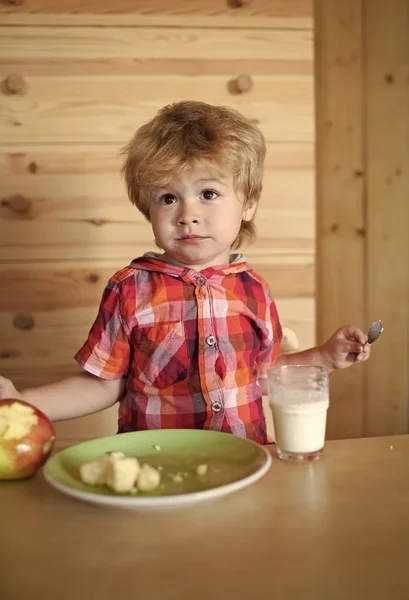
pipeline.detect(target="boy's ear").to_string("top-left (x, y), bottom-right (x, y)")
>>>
top-left (242, 200), bottom-right (257, 222)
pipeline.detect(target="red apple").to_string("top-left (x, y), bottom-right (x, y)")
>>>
top-left (0, 398), bottom-right (55, 480)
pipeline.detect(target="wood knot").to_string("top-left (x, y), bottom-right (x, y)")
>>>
top-left (1, 194), bottom-right (32, 215)
top-left (28, 161), bottom-right (39, 174)
top-left (13, 313), bottom-right (35, 331)
top-left (385, 73), bottom-right (395, 84)
top-left (0, 349), bottom-right (21, 359)
top-left (226, 0), bottom-right (251, 7)
top-left (228, 74), bottom-right (254, 95)
top-left (354, 169), bottom-right (364, 177)
top-left (355, 226), bottom-right (366, 237)
top-left (86, 273), bottom-right (100, 284)
top-left (330, 223), bottom-right (340, 232)
top-left (1, 74), bottom-right (28, 95)
top-left (89, 219), bottom-right (107, 227)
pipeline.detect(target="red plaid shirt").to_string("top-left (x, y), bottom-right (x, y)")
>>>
top-left (75, 254), bottom-right (282, 444)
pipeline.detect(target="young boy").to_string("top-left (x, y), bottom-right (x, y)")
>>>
top-left (0, 101), bottom-right (370, 445)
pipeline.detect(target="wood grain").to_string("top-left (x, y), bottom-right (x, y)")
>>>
top-left (0, 14), bottom-right (312, 30)
top-left (0, 0), bottom-right (311, 16)
top-left (0, 58), bottom-right (313, 77)
top-left (4, 435), bottom-right (409, 600)
top-left (1, 16), bottom-right (312, 31)
top-left (0, 0), bottom-right (312, 30)
top-left (0, 26), bottom-right (312, 61)
top-left (315, 0), bottom-right (365, 439)
top-left (0, 75), bottom-right (313, 145)
top-left (365, 0), bottom-right (409, 436)
top-left (53, 405), bottom-right (118, 442)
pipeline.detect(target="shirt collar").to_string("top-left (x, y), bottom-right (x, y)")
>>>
top-left (128, 252), bottom-right (252, 278)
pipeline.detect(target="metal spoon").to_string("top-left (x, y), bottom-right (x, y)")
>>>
top-left (367, 319), bottom-right (383, 345)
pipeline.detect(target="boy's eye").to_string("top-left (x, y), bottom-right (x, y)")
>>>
top-left (202, 190), bottom-right (218, 200)
top-left (160, 194), bottom-right (177, 205)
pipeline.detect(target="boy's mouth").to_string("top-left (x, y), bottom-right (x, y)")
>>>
top-left (175, 235), bottom-right (208, 241)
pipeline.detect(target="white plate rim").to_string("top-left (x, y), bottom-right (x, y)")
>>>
top-left (43, 437), bottom-right (272, 510)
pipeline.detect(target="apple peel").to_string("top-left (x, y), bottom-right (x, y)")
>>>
top-left (0, 398), bottom-right (56, 480)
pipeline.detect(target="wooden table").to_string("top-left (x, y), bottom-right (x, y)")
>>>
top-left (2, 435), bottom-right (409, 600)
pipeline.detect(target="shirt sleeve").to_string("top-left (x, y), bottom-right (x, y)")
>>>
top-left (74, 280), bottom-right (130, 379)
top-left (256, 295), bottom-right (283, 380)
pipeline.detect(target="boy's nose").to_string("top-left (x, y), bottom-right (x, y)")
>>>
top-left (178, 216), bottom-right (199, 225)
top-left (177, 206), bottom-right (200, 226)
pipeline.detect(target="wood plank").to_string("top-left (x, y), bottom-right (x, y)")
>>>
top-left (365, 0), bottom-right (409, 436)
top-left (0, 1), bottom-right (312, 29)
top-left (256, 264), bottom-right (313, 298)
top-left (274, 297), bottom-right (315, 349)
top-left (0, 59), bottom-right (313, 77)
top-left (0, 306), bottom-right (99, 367)
top-left (0, 261), bottom-right (124, 312)
top-left (0, 75), bottom-right (313, 144)
top-left (0, 0), bottom-right (311, 16)
top-left (245, 237), bottom-right (313, 258)
top-left (0, 300), bottom-right (120, 441)
top-left (0, 14), bottom-right (311, 30)
top-left (53, 406), bottom-right (118, 443)
top-left (0, 26), bottom-right (312, 61)
top-left (0, 220), bottom-right (155, 262)
top-left (315, 0), bottom-right (365, 439)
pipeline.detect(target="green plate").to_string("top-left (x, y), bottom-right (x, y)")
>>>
top-left (43, 429), bottom-right (272, 510)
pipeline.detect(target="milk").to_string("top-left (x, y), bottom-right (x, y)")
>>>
top-left (267, 365), bottom-right (330, 461)
top-left (270, 391), bottom-right (329, 454)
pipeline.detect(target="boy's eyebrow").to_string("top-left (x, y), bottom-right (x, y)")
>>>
top-left (155, 177), bottom-right (230, 192)
top-left (196, 178), bottom-right (229, 187)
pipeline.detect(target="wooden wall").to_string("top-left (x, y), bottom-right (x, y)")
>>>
top-left (0, 1), bottom-right (314, 441)
top-left (316, 0), bottom-right (409, 438)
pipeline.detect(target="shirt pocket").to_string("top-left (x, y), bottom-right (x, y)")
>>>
top-left (132, 321), bottom-right (188, 390)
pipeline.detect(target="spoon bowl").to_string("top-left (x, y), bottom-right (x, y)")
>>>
top-left (367, 319), bottom-right (383, 344)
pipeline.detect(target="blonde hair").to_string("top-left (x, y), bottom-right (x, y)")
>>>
top-left (121, 100), bottom-right (266, 248)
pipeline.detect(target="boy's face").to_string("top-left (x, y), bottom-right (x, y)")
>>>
top-left (148, 164), bottom-right (256, 270)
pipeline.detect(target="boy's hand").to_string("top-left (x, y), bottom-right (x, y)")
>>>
top-left (0, 376), bottom-right (22, 400)
top-left (320, 326), bottom-right (370, 370)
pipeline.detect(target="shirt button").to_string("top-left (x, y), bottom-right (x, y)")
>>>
top-left (196, 276), bottom-right (206, 286)
top-left (206, 335), bottom-right (217, 346)
top-left (212, 401), bottom-right (222, 413)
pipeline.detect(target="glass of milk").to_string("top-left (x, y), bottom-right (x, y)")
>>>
top-left (267, 365), bottom-right (329, 462)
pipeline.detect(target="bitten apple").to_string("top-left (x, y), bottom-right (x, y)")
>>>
top-left (0, 398), bottom-right (55, 480)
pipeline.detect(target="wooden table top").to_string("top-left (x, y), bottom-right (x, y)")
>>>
top-left (2, 435), bottom-right (409, 600)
